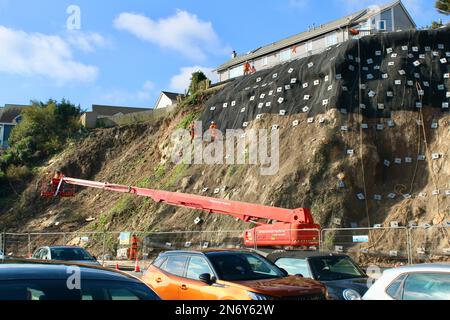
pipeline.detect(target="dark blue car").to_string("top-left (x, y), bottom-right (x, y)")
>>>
top-left (0, 260), bottom-right (160, 300)
top-left (267, 251), bottom-right (368, 300)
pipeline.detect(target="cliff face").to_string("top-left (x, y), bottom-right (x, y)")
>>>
top-left (1, 28), bottom-right (449, 262)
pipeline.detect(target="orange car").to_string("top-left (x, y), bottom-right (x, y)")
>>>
top-left (142, 250), bottom-right (328, 300)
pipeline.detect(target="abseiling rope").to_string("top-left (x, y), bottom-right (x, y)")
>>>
top-left (357, 38), bottom-right (371, 228)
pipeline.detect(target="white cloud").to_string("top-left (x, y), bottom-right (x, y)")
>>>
top-left (0, 26), bottom-right (98, 83)
top-left (114, 10), bottom-right (228, 60)
top-left (100, 80), bottom-right (156, 105)
top-left (66, 30), bottom-right (109, 53)
top-left (170, 66), bottom-right (216, 92)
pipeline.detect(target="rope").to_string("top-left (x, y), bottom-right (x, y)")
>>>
top-left (415, 82), bottom-right (441, 221)
top-left (357, 38), bottom-right (371, 228)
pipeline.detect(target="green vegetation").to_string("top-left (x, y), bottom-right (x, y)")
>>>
top-left (435, 0), bottom-right (449, 15)
top-left (177, 109), bottom-right (203, 129)
top-left (0, 99), bottom-right (82, 200)
top-left (163, 163), bottom-right (188, 189)
top-left (188, 71), bottom-right (210, 95)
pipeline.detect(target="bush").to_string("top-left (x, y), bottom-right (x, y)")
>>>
top-left (188, 71), bottom-right (210, 95)
top-left (5, 164), bottom-right (31, 182)
top-left (6, 99), bottom-right (82, 166)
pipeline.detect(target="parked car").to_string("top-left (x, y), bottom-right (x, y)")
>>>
top-left (267, 251), bottom-right (368, 300)
top-left (142, 249), bottom-right (328, 300)
top-left (0, 260), bottom-right (160, 300)
top-left (31, 246), bottom-right (101, 265)
top-left (363, 263), bottom-right (450, 300)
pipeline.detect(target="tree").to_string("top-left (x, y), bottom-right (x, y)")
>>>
top-left (6, 99), bottom-right (82, 165)
top-left (431, 20), bottom-right (444, 29)
top-left (188, 71), bottom-right (210, 95)
top-left (435, 0), bottom-right (449, 15)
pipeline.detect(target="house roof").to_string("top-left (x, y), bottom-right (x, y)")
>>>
top-left (0, 104), bottom-right (31, 123)
top-left (161, 91), bottom-right (182, 102)
top-left (91, 105), bottom-right (150, 116)
top-left (216, 0), bottom-right (414, 72)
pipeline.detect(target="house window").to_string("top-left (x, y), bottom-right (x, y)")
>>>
top-left (378, 20), bottom-right (386, 31)
top-left (305, 41), bottom-right (313, 55)
top-left (13, 115), bottom-right (22, 124)
top-left (229, 65), bottom-right (244, 79)
top-left (326, 32), bottom-right (338, 47)
top-left (262, 56), bottom-right (268, 66)
top-left (279, 48), bottom-right (291, 62)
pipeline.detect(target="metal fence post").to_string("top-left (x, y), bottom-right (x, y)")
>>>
top-left (101, 232), bottom-right (106, 266)
top-left (407, 227), bottom-right (413, 265)
top-left (27, 233), bottom-right (31, 258)
top-left (2, 231), bottom-right (6, 256)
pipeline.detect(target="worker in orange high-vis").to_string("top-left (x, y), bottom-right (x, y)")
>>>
top-left (129, 234), bottom-right (139, 261)
top-left (53, 170), bottom-right (64, 180)
top-left (188, 122), bottom-right (195, 143)
top-left (50, 169), bottom-right (64, 185)
top-left (209, 121), bottom-right (219, 142)
top-left (243, 61), bottom-right (251, 75)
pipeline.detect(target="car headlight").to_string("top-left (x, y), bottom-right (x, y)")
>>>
top-left (247, 292), bottom-right (275, 300)
top-left (343, 289), bottom-right (361, 300)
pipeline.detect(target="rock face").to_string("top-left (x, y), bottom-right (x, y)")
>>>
top-left (1, 28), bottom-right (449, 263)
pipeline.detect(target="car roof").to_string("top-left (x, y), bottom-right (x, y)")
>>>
top-left (267, 251), bottom-right (350, 261)
top-left (159, 249), bottom-right (255, 257)
top-left (39, 246), bottom-right (86, 250)
top-left (384, 263), bottom-right (450, 275)
top-left (0, 259), bottom-right (141, 282)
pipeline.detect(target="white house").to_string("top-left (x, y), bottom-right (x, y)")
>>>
top-left (154, 91), bottom-right (183, 110)
top-left (215, 0), bottom-right (416, 82)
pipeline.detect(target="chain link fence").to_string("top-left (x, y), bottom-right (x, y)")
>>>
top-left (321, 227), bottom-right (411, 267)
top-left (409, 225), bottom-right (450, 264)
top-left (1, 226), bottom-right (448, 268)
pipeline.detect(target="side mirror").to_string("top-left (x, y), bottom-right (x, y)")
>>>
top-left (92, 256), bottom-right (97, 261)
top-left (279, 268), bottom-right (289, 277)
top-left (199, 273), bottom-right (215, 285)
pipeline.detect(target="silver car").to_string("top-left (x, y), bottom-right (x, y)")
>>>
top-left (32, 246), bottom-right (101, 266)
top-left (363, 263), bottom-right (450, 300)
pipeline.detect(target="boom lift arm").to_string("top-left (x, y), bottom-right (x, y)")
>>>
top-left (48, 177), bottom-right (320, 247)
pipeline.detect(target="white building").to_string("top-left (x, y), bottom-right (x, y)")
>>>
top-left (154, 91), bottom-right (183, 110)
top-left (215, 0), bottom-right (416, 82)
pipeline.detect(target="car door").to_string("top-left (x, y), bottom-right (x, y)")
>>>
top-left (401, 272), bottom-right (450, 300)
top-left (153, 255), bottom-right (188, 300)
top-left (179, 256), bottom-right (218, 300)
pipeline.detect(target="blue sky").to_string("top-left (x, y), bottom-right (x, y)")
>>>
top-left (0, 0), bottom-right (446, 110)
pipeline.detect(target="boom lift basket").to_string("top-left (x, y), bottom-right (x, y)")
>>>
top-left (40, 179), bottom-right (76, 198)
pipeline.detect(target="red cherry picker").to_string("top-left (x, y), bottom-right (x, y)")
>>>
top-left (41, 176), bottom-right (320, 247)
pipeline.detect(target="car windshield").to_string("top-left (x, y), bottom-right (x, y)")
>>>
top-left (309, 256), bottom-right (366, 281)
top-left (0, 279), bottom-right (159, 300)
top-left (207, 252), bottom-right (285, 281)
top-left (50, 248), bottom-right (95, 261)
